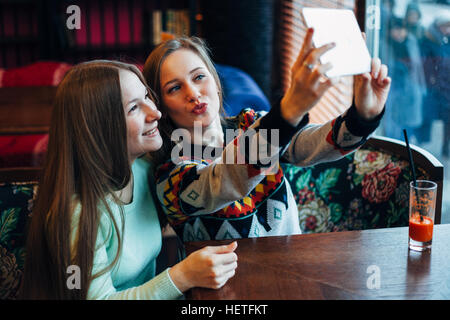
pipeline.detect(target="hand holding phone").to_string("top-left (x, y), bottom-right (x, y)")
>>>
top-left (301, 8), bottom-right (371, 78)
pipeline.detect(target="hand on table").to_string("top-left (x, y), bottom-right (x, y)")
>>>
top-left (169, 241), bottom-right (238, 292)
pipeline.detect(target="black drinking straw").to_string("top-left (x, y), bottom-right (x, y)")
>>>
top-left (403, 129), bottom-right (423, 221)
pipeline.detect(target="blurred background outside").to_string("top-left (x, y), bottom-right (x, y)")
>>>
top-left (373, 0), bottom-right (449, 221)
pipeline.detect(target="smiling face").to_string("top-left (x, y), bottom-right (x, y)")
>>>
top-left (159, 49), bottom-right (221, 131)
top-left (119, 69), bottom-right (162, 162)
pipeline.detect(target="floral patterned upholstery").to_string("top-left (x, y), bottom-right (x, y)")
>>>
top-left (282, 144), bottom-right (430, 234)
top-left (0, 181), bottom-right (38, 299)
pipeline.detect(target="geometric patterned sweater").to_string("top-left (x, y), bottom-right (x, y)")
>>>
top-left (155, 101), bottom-right (383, 242)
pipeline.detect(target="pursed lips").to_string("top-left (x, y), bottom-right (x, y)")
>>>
top-left (191, 102), bottom-right (207, 114)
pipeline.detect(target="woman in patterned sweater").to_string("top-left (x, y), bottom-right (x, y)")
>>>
top-left (143, 30), bottom-right (391, 242)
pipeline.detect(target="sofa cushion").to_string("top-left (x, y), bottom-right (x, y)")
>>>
top-left (0, 62), bottom-right (71, 87)
top-left (0, 134), bottom-right (48, 168)
top-left (0, 244), bottom-right (22, 300)
top-left (282, 146), bottom-right (430, 234)
top-left (0, 181), bottom-right (37, 299)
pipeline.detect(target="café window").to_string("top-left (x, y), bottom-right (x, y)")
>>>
top-left (366, 0), bottom-right (449, 218)
top-left (278, 0), bottom-right (449, 219)
top-left (365, 0), bottom-right (450, 157)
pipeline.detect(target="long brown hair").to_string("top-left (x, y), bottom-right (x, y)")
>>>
top-left (21, 60), bottom-right (155, 299)
top-left (143, 36), bottom-right (225, 166)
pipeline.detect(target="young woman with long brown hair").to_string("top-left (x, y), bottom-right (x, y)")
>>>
top-left (143, 31), bottom-right (391, 242)
top-left (20, 60), bottom-right (237, 299)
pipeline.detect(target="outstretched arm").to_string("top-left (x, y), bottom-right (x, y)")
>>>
top-left (281, 31), bottom-right (390, 166)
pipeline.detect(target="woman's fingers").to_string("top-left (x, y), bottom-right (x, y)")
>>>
top-left (212, 261), bottom-right (238, 278)
top-left (213, 250), bottom-right (238, 266)
top-left (293, 28), bottom-right (315, 71)
top-left (377, 64), bottom-right (388, 86)
top-left (294, 42), bottom-right (335, 85)
top-left (280, 32), bottom-right (338, 126)
top-left (209, 255), bottom-right (238, 289)
top-left (317, 76), bottom-right (339, 94)
top-left (303, 42), bottom-right (336, 70)
top-left (371, 57), bottom-right (381, 79)
top-left (310, 63), bottom-right (337, 94)
top-left (205, 241), bottom-right (238, 274)
top-left (308, 62), bottom-right (333, 83)
top-left (204, 241), bottom-right (236, 253)
top-left (294, 29), bottom-right (334, 75)
top-left (205, 241), bottom-right (237, 255)
top-left (214, 269), bottom-right (237, 289)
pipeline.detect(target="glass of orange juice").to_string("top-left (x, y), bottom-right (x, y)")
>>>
top-left (408, 180), bottom-right (437, 252)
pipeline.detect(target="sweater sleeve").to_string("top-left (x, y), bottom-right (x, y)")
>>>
top-left (86, 226), bottom-right (183, 300)
top-left (283, 101), bottom-right (384, 166)
top-left (70, 204), bottom-right (183, 300)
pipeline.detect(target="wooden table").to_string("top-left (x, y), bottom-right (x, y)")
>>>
top-left (0, 86), bottom-right (56, 134)
top-left (185, 224), bottom-right (450, 300)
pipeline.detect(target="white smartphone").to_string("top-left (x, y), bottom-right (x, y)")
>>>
top-left (301, 8), bottom-right (372, 78)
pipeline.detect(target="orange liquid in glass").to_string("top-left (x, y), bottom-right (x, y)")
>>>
top-left (409, 215), bottom-right (434, 242)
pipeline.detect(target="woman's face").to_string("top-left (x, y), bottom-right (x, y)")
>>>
top-left (407, 11), bottom-right (420, 25)
top-left (119, 69), bottom-right (162, 161)
top-left (159, 49), bottom-right (221, 131)
top-left (391, 27), bottom-right (407, 42)
top-left (439, 22), bottom-right (450, 36)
